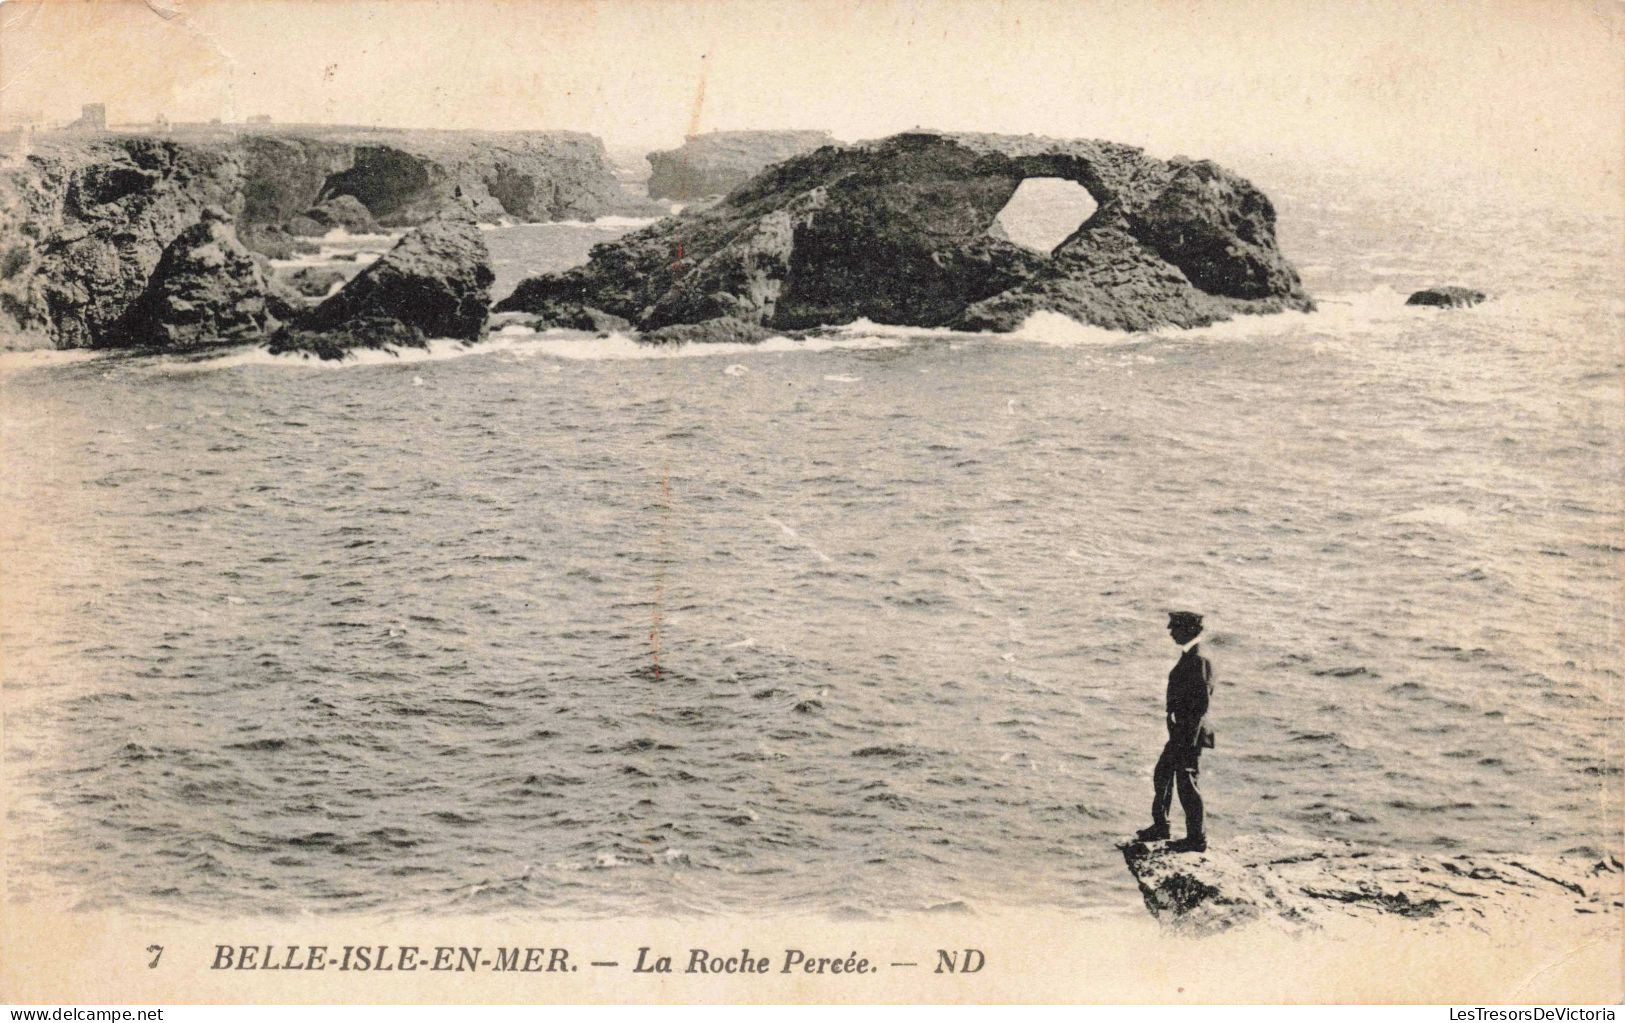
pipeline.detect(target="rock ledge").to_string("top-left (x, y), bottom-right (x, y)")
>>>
top-left (1121, 835), bottom-right (1622, 935)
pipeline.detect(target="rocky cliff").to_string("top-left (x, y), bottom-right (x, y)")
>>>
top-left (497, 131), bottom-right (1313, 338)
top-left (0, 127), bottom-right (650, 350)
top-left (646, 130), bottom-right (838, 200)
top-left (1122, 835), bottom-right (1623, 936)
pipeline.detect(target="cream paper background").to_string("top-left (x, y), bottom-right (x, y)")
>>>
top-left (1, 0), bottom-right (1621, 1004)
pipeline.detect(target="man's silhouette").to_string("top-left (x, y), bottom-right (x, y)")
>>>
top-left (1136, 611), bottom-right (1213, 852)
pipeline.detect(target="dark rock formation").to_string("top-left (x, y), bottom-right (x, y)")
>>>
top-left (283, 266), bottom-right (349, 297)
top-left (0, 136), bottom-right (243, 349)
top-left (311, 131), bottom-right (659, 226)
top-left (499, 132), bottom-right (1312, 339)
top-left (297, 194), bottom-right (378, 234)
top-left (1, 128), bottom-right (656, 350)
top-left (646, 130), bottom-right (837, 201)
top-left (269, 208), bottom-right (493, 359)
top-left (508, 298), bottom-right (632, 334)
top-left (1122, 836), bottom-right (1623, 936)
top-left (1407, 285), bottom-right (1486, 308)
top-left (111, 206), bottom-right (271, 348)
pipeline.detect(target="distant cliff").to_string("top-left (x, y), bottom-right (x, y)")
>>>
top-left (0, 128), bottom-right (653, 349)
top-left (646, 130), bottom-right (836, 200)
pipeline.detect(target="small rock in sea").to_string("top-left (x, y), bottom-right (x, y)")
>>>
top-left (724, 363), bottom-right (748, 376)
top-left (1406, 285), bottom-right (1487, 308)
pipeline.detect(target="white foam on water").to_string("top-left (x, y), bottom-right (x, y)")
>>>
top-left (1008, 311), bottom-right (1141, 347)
top-left (487, 215), bottom-right (663, 231)
top-left (496, 329), bottom-right (905, 362)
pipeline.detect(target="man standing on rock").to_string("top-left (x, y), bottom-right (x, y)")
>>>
top-left (1136, 611), bottom-right (1214, 852)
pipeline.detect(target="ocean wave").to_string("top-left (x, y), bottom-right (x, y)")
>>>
top-left (829, 318), bottom-right (965, 340)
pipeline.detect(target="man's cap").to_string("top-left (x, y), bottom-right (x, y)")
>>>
top-left (1168, 610), bottom-right (1204, 629)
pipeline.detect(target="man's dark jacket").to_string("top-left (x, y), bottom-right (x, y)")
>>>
top-left (1166, 646), bottom-right (1215, 749)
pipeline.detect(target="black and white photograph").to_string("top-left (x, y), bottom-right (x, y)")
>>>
top-left (0, 0), bottom-right (1620, 1006)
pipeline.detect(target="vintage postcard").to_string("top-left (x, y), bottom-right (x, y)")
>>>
top-left (0, 0), bottom-right (1621, 1006)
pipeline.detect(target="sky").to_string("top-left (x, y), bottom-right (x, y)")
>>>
top-left (1, 0), bottom-right (1621, 202)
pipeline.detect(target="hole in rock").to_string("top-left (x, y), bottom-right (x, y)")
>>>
top-left (989, 178), bottom-right (1099, 254)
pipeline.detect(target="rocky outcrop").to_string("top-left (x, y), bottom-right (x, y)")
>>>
top-left (1407, 285), bottom-right (1486, 308)
top-left (647, 130), bottom-right (837, 200)
top-left (111, 206), bottom-right (271, 348)
top-left (498, 131), bottom-right (1312, 339)
top-left (1122, 836), bottom-right (1623, 936)
top-left (268, 209), bottom-right (493, 359)
top-left (312, 130), bottom-right (661, 226)
top-left (0, 127), bottom-right (654, 350)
